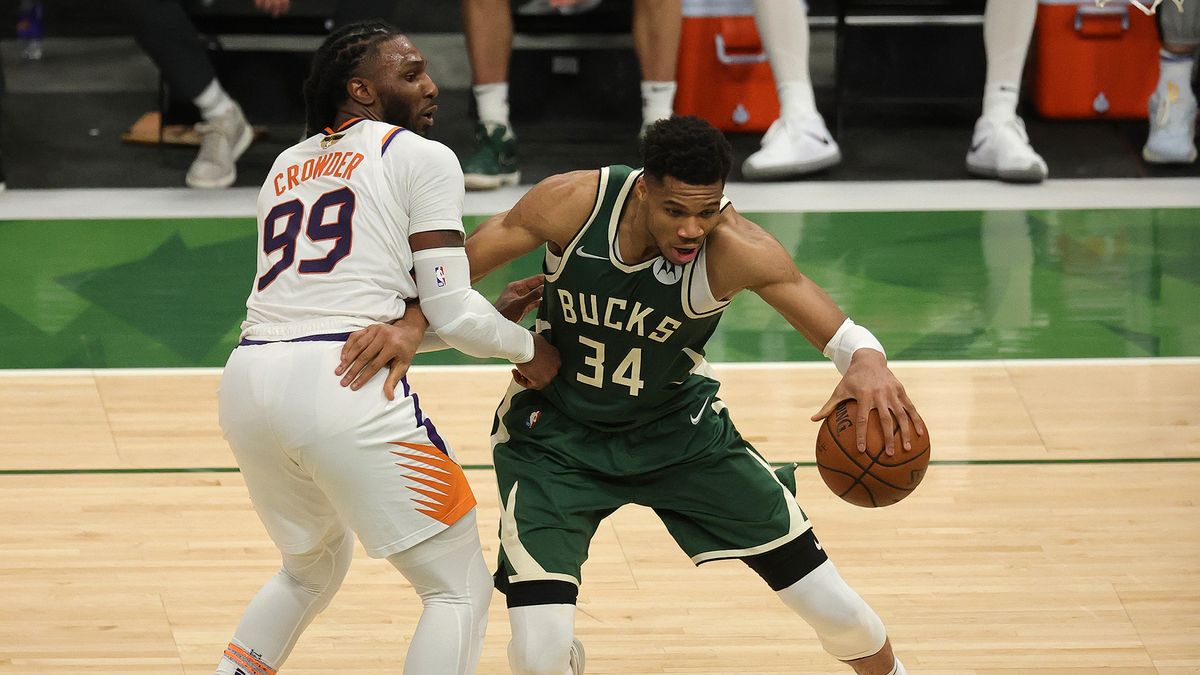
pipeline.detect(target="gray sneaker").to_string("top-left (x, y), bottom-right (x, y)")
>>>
top-left (186, 104), bottom-right (254, 189)
top-left (1143, 82), bottom-right (1198, 165)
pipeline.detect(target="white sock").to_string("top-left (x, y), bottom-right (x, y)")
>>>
top-left (752, 0), bottom-right (816, 121)
top-left (193, 79), bottom-right (237, 121)
top-left (215, 638), bottom-right (278, 675)
top-left (888, 656), bottom-right (908, 675)
top-left (473, 82), bottom-right (511, 129)
top-left (982, 0), bottom-right (1037, 119)
top-left (982, 81), bottom-right (1021, 120)
top-left (1158, 49), bottom-right (1196, 92)
top-left (641, 80), bottom-right (677, 125)
top-left (778, 80), bottom-right (819, 121)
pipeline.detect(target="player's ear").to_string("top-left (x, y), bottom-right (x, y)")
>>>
top-left (346, 76), bottom-right (375, 107)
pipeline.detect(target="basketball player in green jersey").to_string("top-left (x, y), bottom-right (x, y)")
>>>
top-left (341, 115), bottom-right (924, 674)
top-left (461, 115), bottom-right (924, 675)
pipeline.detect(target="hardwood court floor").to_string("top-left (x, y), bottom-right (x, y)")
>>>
top-left (1, 361), bottom-right (1197, 674)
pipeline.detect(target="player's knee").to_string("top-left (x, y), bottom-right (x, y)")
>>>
top-left (811, 596), bottom-right (886, 661)
top-left (280, 527), bottom-right (353, 609)
top-left (507, 604), bottom-right (575, 675)
top-left (507, 630), bottom-right (573, 675)
top-left (412, 550), bottom-right (493, 631)
top-left (775, 559), bottom-right (887, 661)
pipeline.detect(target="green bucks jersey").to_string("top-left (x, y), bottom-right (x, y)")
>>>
top-left (536, 165), bottom-right (732, 431)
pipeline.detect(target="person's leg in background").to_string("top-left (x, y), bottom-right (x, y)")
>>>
top-left (965, 0), bottom-right (1048, 183)
top-left (632, 0), bottom-right (681, 135)
top-left (1144, 1), bottom-right (1198, 164)
top-left (118, 0), bottom-right (253, 189)
top-left (461, 0), bottom-right (520, 191)
top-left (742, 0), bottom-right (841, 180)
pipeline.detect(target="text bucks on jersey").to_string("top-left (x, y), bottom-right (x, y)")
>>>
top-left (537, 166), bottom-right (731, 431)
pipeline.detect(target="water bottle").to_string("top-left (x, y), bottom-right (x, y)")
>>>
top-left (16, 1), bottom-right (44, 61)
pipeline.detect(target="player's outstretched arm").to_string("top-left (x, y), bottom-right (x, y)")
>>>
top-left (466, 170), bottom-right (600, 282)
top-left (723, 210), bottom-right (926, 454)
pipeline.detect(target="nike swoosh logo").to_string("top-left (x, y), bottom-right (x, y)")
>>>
top-left (690, 396), bottom-right (711, 425)
top-left (804, 131), bottom-right (832, 145)
top-left (575, 247), bottom-right (608, 261)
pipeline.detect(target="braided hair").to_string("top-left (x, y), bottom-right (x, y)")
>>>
top-left (303, 21), bottom-right (400, 136)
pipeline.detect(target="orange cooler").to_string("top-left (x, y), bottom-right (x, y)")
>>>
top-left (675, 0), bottom-right (779, 131)
top-left (1033, 0), bottom-right (1161, 119)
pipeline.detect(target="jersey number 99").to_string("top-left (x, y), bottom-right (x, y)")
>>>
top-left (257, 187), bottom-right (355, 291)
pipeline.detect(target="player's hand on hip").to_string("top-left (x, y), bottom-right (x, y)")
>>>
top-left (811, 349), bottom-right (926, 455)
top-left (337, 320), bottom-right (425, 401)
top-left (495, 274), bottom-right (545, 323)
top-left (512, 333), bottom-right (560, 389)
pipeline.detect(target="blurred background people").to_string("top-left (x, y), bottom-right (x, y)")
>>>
top-left (1144, 0), bottom-right (1198, 164)
top-left (118, 0), bottom-right (395, 189)
top-left (742, 0), bottom-right (1049, 183)
top-left (459, 0), bottom-right (681, 190)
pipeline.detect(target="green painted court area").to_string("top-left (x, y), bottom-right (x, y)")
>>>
top-left (1, 208), bottom-right (1197, 368)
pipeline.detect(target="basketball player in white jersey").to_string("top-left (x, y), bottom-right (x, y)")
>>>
top-left (215, 22), bottom-right (559, 675)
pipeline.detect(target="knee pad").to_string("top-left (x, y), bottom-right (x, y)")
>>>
top-left (776, 560), bottom-right (887, 661)
top-left (507, 604), bottom-right (575, 675)
top-left (281, 527), bottom-right (353, 612)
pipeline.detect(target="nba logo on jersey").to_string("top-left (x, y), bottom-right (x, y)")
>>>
top-left (526, 410), bottom-right (541, 428)
top-left (434, 265), bottom-right (447, 287)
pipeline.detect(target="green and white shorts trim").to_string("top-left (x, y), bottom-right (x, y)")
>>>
top-left (491, 382), bottom-right (812, 588)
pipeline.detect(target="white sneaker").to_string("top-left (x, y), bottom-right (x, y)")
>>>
top-left (186, 104), bottom-right (254, 189)
top-left (1143, 82), bottom-right (1198, 164)
top-left (965, 115), bottom-right (1048, 183)
top-left (741, 114), bottom-right (841, 180)
top-left (569, 637), bottom-right (586, 674)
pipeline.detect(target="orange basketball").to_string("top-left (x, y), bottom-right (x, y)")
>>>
top-left (815, 399), bottom-right (930, 507)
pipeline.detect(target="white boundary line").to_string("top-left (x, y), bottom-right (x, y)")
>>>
top-left (2, 357), bottom-right (1197, 378)
top-left (2, 178), bottom-right (1198, 220)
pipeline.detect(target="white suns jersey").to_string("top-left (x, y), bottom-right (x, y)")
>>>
top-left (242, 118), bottom-right (464, 341)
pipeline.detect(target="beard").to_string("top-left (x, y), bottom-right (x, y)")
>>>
top-left (381, 98), bottom-right (422, 135)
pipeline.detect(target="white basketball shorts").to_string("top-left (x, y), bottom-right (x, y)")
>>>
top-left (219, 338), bottom-right (477, 559)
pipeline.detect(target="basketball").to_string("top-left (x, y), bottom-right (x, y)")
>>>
top-left (815, 399), bottom-right (930, 507)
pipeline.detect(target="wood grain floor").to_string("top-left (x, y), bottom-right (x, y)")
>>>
top-left (1, 361), bottom-right (1197, 674)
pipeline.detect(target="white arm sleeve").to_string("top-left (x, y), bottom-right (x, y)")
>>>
top-left (417, 330), bottom-right (450, 354)
top-left (822, 318), bottom-right (886, 375)
top-left (413, 247), bottom-right (535, 363)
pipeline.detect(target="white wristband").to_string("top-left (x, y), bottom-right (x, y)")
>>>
top-left (822, 318), bottom-right (885, 375)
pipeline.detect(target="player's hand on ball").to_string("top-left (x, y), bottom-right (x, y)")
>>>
top-left (811, 349), bottom-right (925, 455)
top-left (337, 317), bottom-right (426, 400)
top-left (513, 334), bottom-right (560, 389)
top-left (495, 274), bottom-right (545, 323)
